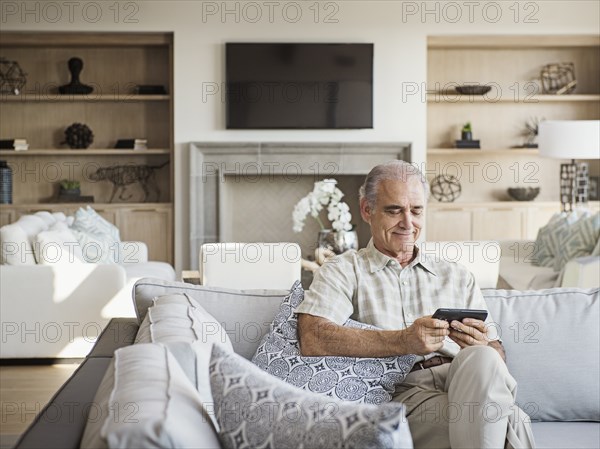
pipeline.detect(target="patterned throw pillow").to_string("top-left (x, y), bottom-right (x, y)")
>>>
top-left (73, 205), bottom-right (121, 241)
top-left (251, 281), bottom-right (416, 404)
top-left (532, 210), bottom-right (590, 269)
top-left (210, 345), bottom-right (413, 449)
top-left (71, 206), bottom-right (121, 264)
top-left (557, 212), bottom-right (600, 271)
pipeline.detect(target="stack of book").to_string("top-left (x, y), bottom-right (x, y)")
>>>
top-left (115, 138), bottom-right (148, 150)
top-left (134, 139), bottom-right (148, 151)
top-left (0, 139), bottom-right (29, 151)
top-left (455, 139), bottom-right (480, 149)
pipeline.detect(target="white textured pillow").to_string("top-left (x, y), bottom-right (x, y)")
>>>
top-left (71, 229), bottom-right (118, 264)
top-left (34, 229), bottom-right (85, 264)
top-left (80, 343), bottom-right (220, 449)
top-left (72, 206), bottom-right (120, 241)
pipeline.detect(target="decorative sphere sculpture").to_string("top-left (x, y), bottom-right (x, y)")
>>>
top-left (430, 175), bottom-right (462, 202)
top-left (63, 123), bottom-right (93, 149)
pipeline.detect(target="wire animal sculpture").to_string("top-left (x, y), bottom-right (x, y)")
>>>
top-left (89, 161), bottom-right (169, 202)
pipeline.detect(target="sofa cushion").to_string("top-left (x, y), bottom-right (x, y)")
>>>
top-left (80, 343), bottom-right (219, 449)
top-left (123, 261), bottom-right (175, 281)
top-left (135, 293), bottom-right (233, 348)
top-left (210, 345), bottom-right (413, 449)
top-left (252, 281), bottom-right (416, 404)
top-left (34, 228), bottom-right (85, 264)
top-left (133, 278), bottom-right (288, 359)
top-left (531, 422), bottom-right (600, 449)
top-left (0, 223), bottom-right (36, 265)
top-left (483, 287), bottom-right (599, 422)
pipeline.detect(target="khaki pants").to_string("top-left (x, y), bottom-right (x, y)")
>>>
top-left (393, 346), bottom-right (535, 449)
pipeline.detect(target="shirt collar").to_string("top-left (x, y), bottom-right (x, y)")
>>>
top-left (365, 239), bottom-right (438, 276)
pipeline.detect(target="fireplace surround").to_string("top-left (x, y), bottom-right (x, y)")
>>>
top-left (189, 142), bottom-right (411, 269)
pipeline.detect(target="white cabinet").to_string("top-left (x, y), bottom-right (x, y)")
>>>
top-left (426, 202), bottom-right (599, 242)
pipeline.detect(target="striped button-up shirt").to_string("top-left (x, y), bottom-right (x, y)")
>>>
top-left (296, 239), bottom-right (496, 358)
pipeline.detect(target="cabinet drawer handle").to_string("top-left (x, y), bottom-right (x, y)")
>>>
top-left (132, 208), bottom-right (158, 212)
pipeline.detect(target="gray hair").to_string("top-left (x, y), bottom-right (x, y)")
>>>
top-left (359, 160), bottom-right (429, 209)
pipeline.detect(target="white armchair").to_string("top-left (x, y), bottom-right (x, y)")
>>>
top-left (199, 242), bottom-right (302, 290)
top-left (419, 241), bottom-right (500, 289)
top-left (498, 240), bottom-right (599, 290)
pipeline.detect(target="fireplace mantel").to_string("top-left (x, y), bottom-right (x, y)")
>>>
top-left (189, 142), bottom-right (411, 269)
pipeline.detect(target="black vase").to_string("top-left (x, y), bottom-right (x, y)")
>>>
top-left (0, 160), bottom-right (13, 204)
top-left (461, 131), bottom-right (473, 141)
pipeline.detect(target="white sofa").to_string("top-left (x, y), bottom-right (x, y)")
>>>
top-left (499, 240), bottom-right (600, 290)
top-left (0, 211), bottom-right (175, 358)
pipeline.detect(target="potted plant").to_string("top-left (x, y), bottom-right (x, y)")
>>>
top-left (59, 179), bottom-right (81, 197)
top-left (461, 122), bottom-right (473, 141)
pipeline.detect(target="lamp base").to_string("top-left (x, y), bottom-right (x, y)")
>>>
top-left (560, 161), bottom-right (589, 212)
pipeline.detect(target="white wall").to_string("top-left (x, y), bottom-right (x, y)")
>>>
top-left (3, 1), bottom-right (599, 272)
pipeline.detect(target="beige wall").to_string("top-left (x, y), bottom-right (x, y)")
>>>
top-left (3, 1), bottom-right (599, 272)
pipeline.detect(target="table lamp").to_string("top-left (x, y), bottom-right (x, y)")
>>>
top-left (538, 120), bottom-right (600, 212)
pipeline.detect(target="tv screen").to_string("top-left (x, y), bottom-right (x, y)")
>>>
top-left (226, 43), bottom-right (373, 129)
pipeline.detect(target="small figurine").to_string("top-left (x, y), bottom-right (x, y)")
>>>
top-left (59, 57), bottom-right (93, 95)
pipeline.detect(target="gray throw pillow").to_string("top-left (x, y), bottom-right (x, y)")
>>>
top-left (210, 344), bottom-right (413, 449)
top-left (251, 281), bottom-right (416, 404)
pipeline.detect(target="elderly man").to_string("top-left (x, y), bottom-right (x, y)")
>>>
top-left (296, 161), bottom-right (534, 449)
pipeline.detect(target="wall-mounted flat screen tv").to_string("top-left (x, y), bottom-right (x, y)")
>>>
top-left (226, 43), bottom-right (373, 129)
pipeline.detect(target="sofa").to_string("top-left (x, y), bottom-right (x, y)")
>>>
top-left (13, 278), bottom-right (600, 449)
top-left (0, 210), bottom-right (175, 358)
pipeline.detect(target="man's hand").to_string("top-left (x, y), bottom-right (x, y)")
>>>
top-left (448, 318), bottom-right (489, 348)
top-left (400, 317), bottom-right (450, 355)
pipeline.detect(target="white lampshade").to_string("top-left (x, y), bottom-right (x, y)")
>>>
top-left (538, 120), bottom-right (600, 159)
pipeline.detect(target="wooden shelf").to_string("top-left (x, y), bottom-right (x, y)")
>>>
top-left (0, 149), bottom-right (171, 156)
top-left (428, 148), bottom-right (539, 155)
top-left (0, 202), bottom-right (171, 209)
top-left (428, 35), bottom-right (600, 49)
top-left (1, 95), bottom-right (170, 102)
top-left (0, 31), bottom-right (175, 263)
top-left (427, 94), bottom-right (600, 103)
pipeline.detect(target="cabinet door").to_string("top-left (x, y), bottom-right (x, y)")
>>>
top-left (117, 207), bottom-right (172, 264)
top-left (472, 209), bottom-right (525, 241)
top-left (91, 208), bottom-right (118, 225)
top-left (426, 209), bottom-right (472, 241)
top-left (0, 208), bottom-right (16, 226)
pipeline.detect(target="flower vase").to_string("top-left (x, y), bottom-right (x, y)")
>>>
top-left (317, 229), bottom-right (358, 255)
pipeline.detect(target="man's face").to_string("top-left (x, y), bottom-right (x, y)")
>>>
top-left (360, 177), bottom-right (425, 260)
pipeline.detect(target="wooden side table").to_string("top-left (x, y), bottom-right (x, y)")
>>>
top-left (181, 270), bottom-right (201, 285)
